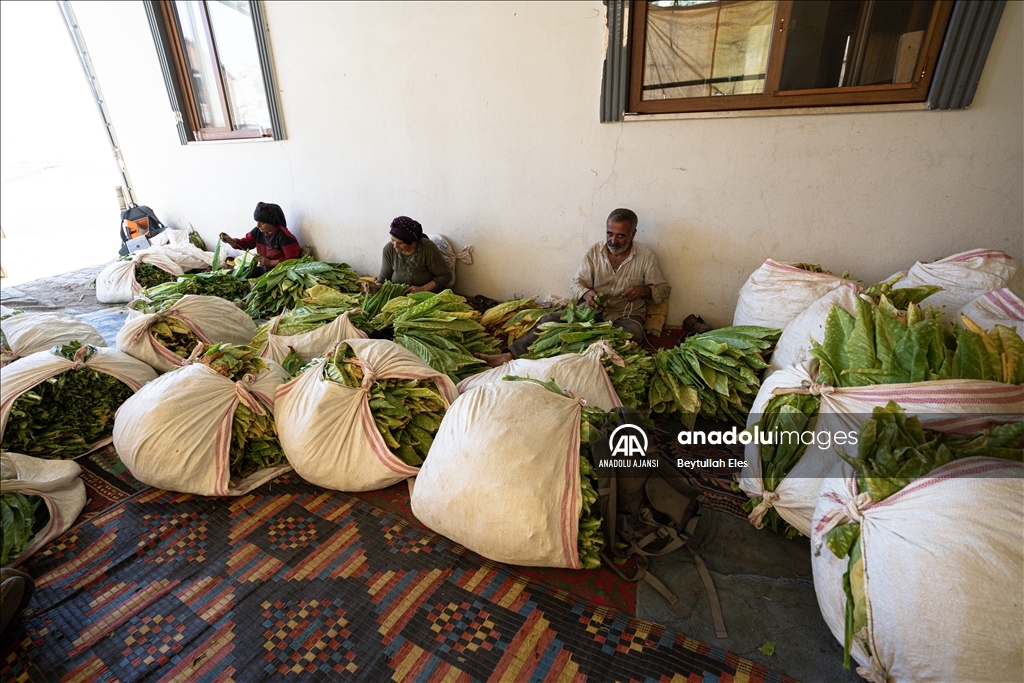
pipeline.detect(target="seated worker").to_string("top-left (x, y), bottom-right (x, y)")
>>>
top-left (477, 208), bottom-right (670, 365)
top-left (219, 202), bottom-right (300, 276)
top-left (368, 216), bottom-right (453, 294)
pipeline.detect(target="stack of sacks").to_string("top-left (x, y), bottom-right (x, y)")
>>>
top-left (275, 339), bottom-right (456, 492)
top-left (117, 294), bottom-right (256, 373)
top-left (113, 344), bottom-right (291, 496)
top-left (733, 259), bottom-right (852, 330)
top-left (96, 251), bottom-right (183, 304)
top-left (1, 312), bottom-right (106, 367)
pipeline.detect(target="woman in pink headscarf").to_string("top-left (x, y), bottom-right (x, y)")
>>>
top-left (368, 216), bottom-right (452, 294)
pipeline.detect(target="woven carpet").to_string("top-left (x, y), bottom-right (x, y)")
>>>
top-left (2, 473), bottom-right (796, 683)
top-left (76, 445), bottom-right (150, 523)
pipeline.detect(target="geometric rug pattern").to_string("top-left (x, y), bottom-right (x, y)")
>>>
top-left (1, 473), bottom-right (797, 682)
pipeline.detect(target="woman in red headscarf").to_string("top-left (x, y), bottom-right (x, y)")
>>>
top-left (368, 216), bottom-right (452, 294)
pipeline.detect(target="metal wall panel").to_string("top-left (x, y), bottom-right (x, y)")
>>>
top-left (928, 0), bottom-right (1005, 109)
top-left (600, 0), bottom-right (631, 123)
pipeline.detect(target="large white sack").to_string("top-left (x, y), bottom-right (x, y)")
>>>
top-left (893, 249), bottom-right (1018, 323)
top-left (275, 339), bottom-right (456, 492)
top-left (1, 312), bottom-right (106, 366)
top-left (95, 252), bottom-right (183, 304)
top-left (958, 288), bottom-right (1024, 338)
top-left (1, 346), bottom-right (158, 456)
top-left (427, 234), bottom-right (473, 288)
top-left (116, 295), bottom-right (256, 373)
top-left (733, 259), bottom-right (851, 329)
top-left (456, 341), bottom-right (623, 411)
top-left (259, 311), bottom-right (367, 365)
top-left (1, 453), bottom-right (87, 568)
top-left (739, 362), bottom-right (1024, 536)
top-left (812, 458), bottom-right (1023, 683)
top-left (113, 361), bottom-right (290, 496)
top-left (411, 381), bottom-right (584, 568)
top-left (148, 228), bottom-right (214, 270)
top-left (767, 283), bottom-right (862, 378)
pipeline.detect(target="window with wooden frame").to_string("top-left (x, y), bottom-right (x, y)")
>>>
top-left (150, 0), bottom-right (282, 141)
top-left (628, 0), bottom-right (955, 114)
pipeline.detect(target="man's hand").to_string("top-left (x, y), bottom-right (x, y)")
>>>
top-left (623, 285), bottom-right (651, 302)
top-left (582, 289), bottom-right (600, 308)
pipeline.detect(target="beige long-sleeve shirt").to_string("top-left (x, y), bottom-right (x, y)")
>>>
top-left (570, 242), bottom-right (671, 322)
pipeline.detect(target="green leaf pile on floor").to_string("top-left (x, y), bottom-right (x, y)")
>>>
top-left (649, 326), bottom-right (781, 428)
top-left (245, 256), bottom-right (360, 319)
top-left (0, 491), bottom-right (49, 565)
top-left (197, 343), bottom-right (285, 479)
top-left (505, 375), bottom-right (606, 569)
top-left (134, 272), bottom-right (252, 313)
top-left (317, 342), bottom-right (448, 467)
top-left (823, 402), bottom-right (1024, 668)
top-left (370, 290), bottom-right (500, 382)
top-left (0, 342), bottom-right (135, 459)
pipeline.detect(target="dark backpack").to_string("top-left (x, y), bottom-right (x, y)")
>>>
top-left (118, 205), bottom-right (167, 256)
top-left (590, 408), bottom-right (728, 638)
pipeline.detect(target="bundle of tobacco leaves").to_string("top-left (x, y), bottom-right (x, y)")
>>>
top-left (318, 342), bottom-right (448, 467)
top-left (649, 326), bottom-right (780, 428)
top-left (0, 341), bottom-right (136, 459)
top-left (480, 297), bottom-right (559, 346)
top-left (197, 344), bottom-right (286, 479)
top-left (134, 261), bottom-right (179, 289)
top-left (187, 228), bottom-right (206, 250)
top-left (149, 317), bottom-right (201, 358)
top-left (370, 290), bottom-right (500, 382)
top-left (522, 303), bottom-right (637, 359)
top-left (349, 280), bottom-right (411, 332)
top-left (505, 376), bottom-right (605, 569)
top-left (134, 272), bottom-right (252, 313)
top-left (0, 491), bottom-right (49, 565)
top-left (824, 402), bottom-right (1024, 669)
top-left (245, 256), bottom-right (360, 318)
top-left (861, 273), bottom-right (943, 310)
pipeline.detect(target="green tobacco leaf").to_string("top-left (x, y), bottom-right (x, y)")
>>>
top-left (757, 641), bottom-right (776, 657)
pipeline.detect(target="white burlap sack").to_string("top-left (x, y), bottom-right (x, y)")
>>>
top-left (1, 312), bottom-right (106, 366)
top-left (767, 283), bottom-right (862, 377)
top-left (113, 361), bottom-right (291, 496)
top-left (259, 311), bottom-right (367, 365)
top-left (893, 249), bottom-right (1018, 324)
top-left (427, 234), bottom-right (473, 288)
top-left (148, 228), bottom-right (214, 270)
top-left (96, 252), bottom-right (184, 304)
top-left (812, 458), bottom-right (1023, 683)
top-left (411, 381), bottom-right (584, 568)
top-left (1, 452), bottom-right (87, 568)
top-left (739, 362), bottom-right (1024, 536)
top-left (958, 288), bottom-right (1024, 338)
top-left (456, 341), bottom-right (623, 411)
top-left (275, 339), bottom-right (457, 492)
top-left (1, 346), bottom-right (158, 456)
top-left (116, 295), bottom-right (257, 373)
top-left (733, 260), bottom-right (851, 330)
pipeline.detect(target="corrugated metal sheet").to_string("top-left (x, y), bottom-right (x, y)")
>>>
top-left (142, 1), bottom-right (190, 145)
top-left (251, 1), bottom-right (285, 140)
top-left (929, 0), bottom-right (1006, 109)
top-left (600, 0), bottom-right (631, 123)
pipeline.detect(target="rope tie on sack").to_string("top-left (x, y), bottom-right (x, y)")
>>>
top-left (180, 342), bottom-right (206, 366)
top-left (235, 379), bottom-right (264, 413)
top-left (813, 491), bottom-right (874, 553)
top-left (746, 490), bottom-right (779, 529)
top-left (857, 656), bottom-right (890, 683)
top-left (771, 379), bottom-right (835, 397)
top-left (586, 340), bottom-right (625, 367)
top-left (69, 343), bottom-right (91, 370)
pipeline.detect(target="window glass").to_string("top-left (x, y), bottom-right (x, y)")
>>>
top-left (206, 0), bottom-right (270, 131)
top-left (642, 0), bottom-right (777, 100)
top-left (174, 0), bottom-right (225, 128)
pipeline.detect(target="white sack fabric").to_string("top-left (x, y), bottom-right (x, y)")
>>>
top-left (1, 346), bottom-right (158, 456)
top-left (411, 381), bottom-right (584, 568)
top-left (739, 362), bottom-right (1024, 536)
top-left (733, 260), bottom-right (850, 329)
top-left (427, 234), bottom-right (473, 287)
top-left (116, 295), bottom-right (257, 373)
top-left (767, 283), bottom-right (862, 377)
top-left (259, 311), bottom-right (367, 365)
top-left (456, 341), bottom-right (623, 411)
top-left (95, 252), bottom-right (184, 304)
top-left (148, 228), bottom-right (215, 270)
top-left (1, 312), bottom-right (106, 366)
top-left (812, 458), bottom-right (1023, 683)
top-left (113, 362), bottom-right (291, 496)
top-left (275, 339), bottom-right (457, 492)
top-left (958, 288), bottom-right (1024, 338)
top-left (893, 249), bottom-right (1018, 323)
top-left (1, 453), bottom-right (86, 568)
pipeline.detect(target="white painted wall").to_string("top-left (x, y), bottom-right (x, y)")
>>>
top-left (71, 1), bottom-right (1023, 326)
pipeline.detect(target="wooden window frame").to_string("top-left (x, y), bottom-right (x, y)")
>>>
top-left (628, 0), bottom-right (956, 115)
top-left (158, 0), bottom-right (272, 141)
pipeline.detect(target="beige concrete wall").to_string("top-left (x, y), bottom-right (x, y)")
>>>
top-left (72, 1), bottom-right (1023, 326)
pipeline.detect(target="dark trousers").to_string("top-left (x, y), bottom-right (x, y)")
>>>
top-left (508, 309), bottom-right (646, 358)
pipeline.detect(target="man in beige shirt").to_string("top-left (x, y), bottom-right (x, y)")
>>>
top-left (478, 208), bottom-right (670, 365)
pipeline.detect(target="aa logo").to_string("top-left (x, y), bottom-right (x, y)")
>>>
top-left (608, 424), bottom-right (648, 458)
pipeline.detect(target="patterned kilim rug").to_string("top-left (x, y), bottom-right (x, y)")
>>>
top-left (2, 473), bottom-right (796, 683)
top-left (75, 445), bottom-right (151, 522)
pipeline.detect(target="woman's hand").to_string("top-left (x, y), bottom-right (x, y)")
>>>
top-left (406, 280), bottom-right (437, 295)
top-left (218, 232), bottom-right (236, 248)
